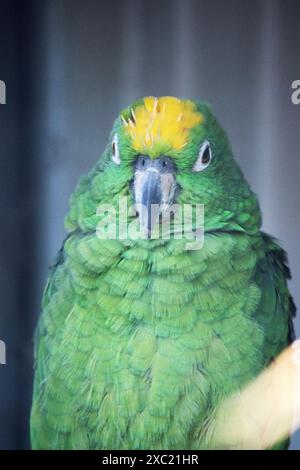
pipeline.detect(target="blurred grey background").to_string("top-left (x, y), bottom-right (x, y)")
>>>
top-left (0, 0), bottom-right (299, 449)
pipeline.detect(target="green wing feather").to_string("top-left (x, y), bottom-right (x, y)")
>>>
top-left (251, 233), bottom-right (295, 450)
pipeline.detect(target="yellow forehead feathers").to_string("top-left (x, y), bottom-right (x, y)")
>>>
top-left (121, 96), bottom-right (204, 156)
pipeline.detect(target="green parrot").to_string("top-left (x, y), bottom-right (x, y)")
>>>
top-left (30, 96), bottom-right (296, 450)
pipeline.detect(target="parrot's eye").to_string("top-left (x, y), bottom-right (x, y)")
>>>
top-left (193, 140), bottom-right (212, 172)
top-left (111, 134), bottom-right (121, 165)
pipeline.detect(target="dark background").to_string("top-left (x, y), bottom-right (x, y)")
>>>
top-left (0, 0), bottom-right (299, 449)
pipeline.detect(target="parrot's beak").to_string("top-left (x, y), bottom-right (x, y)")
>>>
top-left (133, 156), bottom-right (177, 237)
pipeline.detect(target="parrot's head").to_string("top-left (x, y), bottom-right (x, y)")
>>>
top-left (93, 96), bottom-right (261, 241)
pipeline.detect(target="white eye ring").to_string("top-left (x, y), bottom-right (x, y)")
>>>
top-left (112, 134), bottom-right (121, 165)
top-left (193, 140), bottom-right (212, 172)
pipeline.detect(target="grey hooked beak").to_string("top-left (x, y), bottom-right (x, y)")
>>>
top-left (133, 156), bottom-right (177, 237)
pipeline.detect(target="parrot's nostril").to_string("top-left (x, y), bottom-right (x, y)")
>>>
top-left (135, 155), bottom-right (150, 170)
top-left (155, 156), bottom-right (176, 173)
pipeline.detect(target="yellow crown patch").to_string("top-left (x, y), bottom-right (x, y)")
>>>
top-left (121, 96), bottom-right (204, 157)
